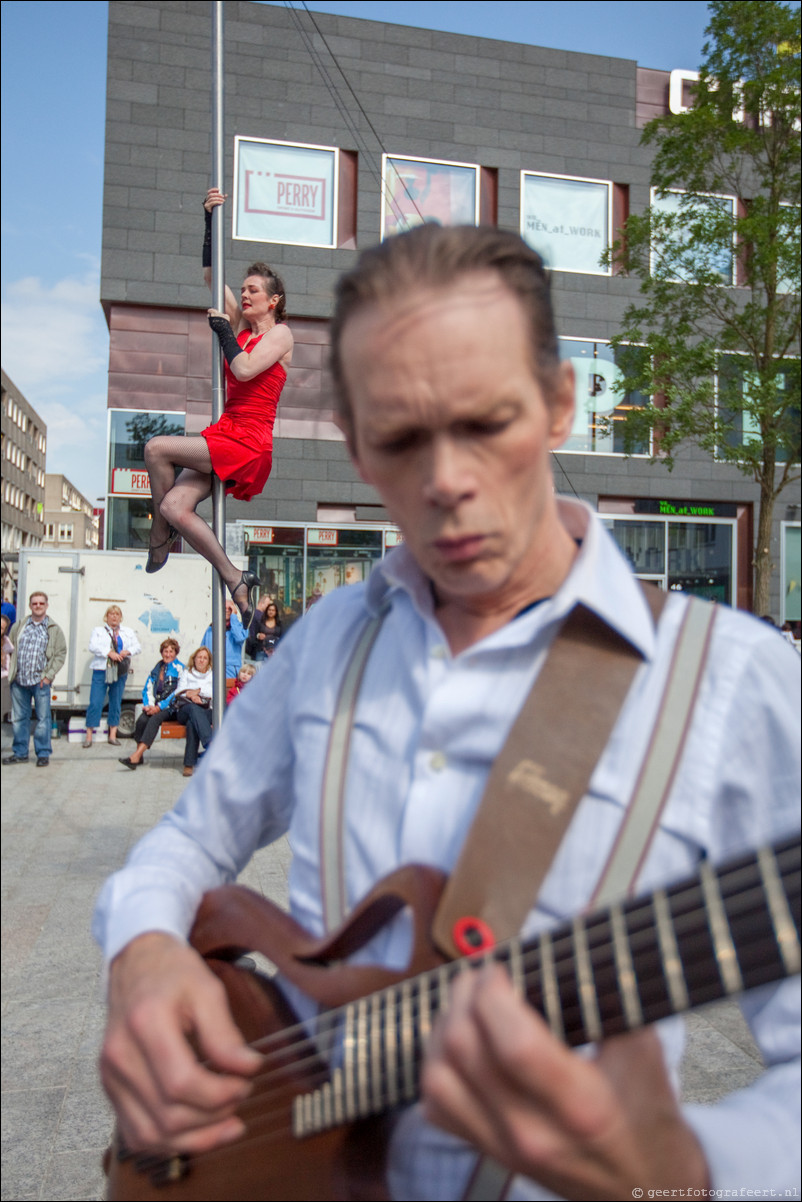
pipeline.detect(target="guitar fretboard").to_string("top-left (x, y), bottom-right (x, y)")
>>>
top-left (293, 835), bottom-right (801, 1136)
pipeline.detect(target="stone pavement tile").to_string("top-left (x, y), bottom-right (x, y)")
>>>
top-left (1, 1085), bottom-right (65, 1200)
top-left (53, 1086), bottom-right (114, 1154)
top-left (2, 997), bottom-right (89, 1091)
top-left (40, 1149), bottom-right (106, 1202)
top-left (691, 996), bottom-right (763, 1061)
top-left (681, 1007), bottom-right (764, 1102)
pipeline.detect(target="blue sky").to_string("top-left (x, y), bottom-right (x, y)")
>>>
top-left (0, 0), bottom-right (712, 503)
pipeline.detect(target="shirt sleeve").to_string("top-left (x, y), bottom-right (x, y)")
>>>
top-left (679, 628), bottom-right (801, 1194)
top-left (88, 625), bottom-right (111, 658)
top-left (92, 636), bottom-right (300, 963)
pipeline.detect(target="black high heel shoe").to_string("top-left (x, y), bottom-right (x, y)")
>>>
top-left (231, 571), bottom-right (260, 628)
top-left (145, 526), bottom-right (179, 574)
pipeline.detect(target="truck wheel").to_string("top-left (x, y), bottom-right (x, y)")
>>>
top-left (118, 707), bottom-right (137, 738)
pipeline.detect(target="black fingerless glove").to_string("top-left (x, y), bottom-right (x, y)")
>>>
top-left (208, 315), bottom-right (243, 366)
top-left (202, 206), bottom-right (212, 267)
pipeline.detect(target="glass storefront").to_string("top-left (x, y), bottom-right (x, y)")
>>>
top-left (601, 515), bottom-right (735, 604)
top-left (240, 523), bottom-right (400, 627)
top-left (106, 409), bottom-right (185, 550)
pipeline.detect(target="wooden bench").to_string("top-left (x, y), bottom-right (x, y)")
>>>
top-left (158, 680), bottom-right (236, 740)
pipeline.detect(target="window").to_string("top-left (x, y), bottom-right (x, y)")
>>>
top-left (717, 354), bottom-right (800, 463)
top-left (58, 524), bottom-right (73, 541)
top-left (520, 172), bottom-right (612, 275)
top-left (558, 339), bottom-right (650, 455)
top-left (44, 523), bottom-right (55, 540)
top-left (782, 523), bottom-right (801, 624)
top-left (650, 189), bottom-right (736, 286)
top-left (381, 155), bottom-right (481, 239)
top-left (233, 137), bottom-right (339, 248)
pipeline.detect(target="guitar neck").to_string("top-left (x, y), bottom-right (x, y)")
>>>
top-left (293, 834), bottom-right (801, 1137)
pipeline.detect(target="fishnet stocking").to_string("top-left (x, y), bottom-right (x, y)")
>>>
top-left (144, 436), bottom-right (245, 599)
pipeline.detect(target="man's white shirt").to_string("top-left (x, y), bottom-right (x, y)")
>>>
top-left (94, 499), bottom-right (801, 1200)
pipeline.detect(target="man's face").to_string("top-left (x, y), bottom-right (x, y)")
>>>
top-left (224, 601), bottom-right (235, 626)
top-left (29, 596), bottom-right (48, 621)
top-left (341, 274), bottom-right (574, 613)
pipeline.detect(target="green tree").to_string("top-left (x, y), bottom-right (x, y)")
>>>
top-left (606, 0), bottom-right (800, 615)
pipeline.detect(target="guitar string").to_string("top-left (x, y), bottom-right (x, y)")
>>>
top-left (158, 883), bottom-right (789, 1174)
top-left (194, 863), bottom-right (790, 1122)
top-left (219, 863), bottom-right (786, 1085)
top-left (230, 887), bottom-right (777, 1120)
top-left (160, 917), bottom-right (786, 1177)
top-left (124, 850), bottom-right (797, 1175)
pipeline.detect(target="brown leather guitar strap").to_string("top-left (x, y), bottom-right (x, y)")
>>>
top-left (431, 593), bottom-right (665, 960)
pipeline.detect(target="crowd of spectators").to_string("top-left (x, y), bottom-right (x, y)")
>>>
top-left (1, 590), bottom-right (288, 774)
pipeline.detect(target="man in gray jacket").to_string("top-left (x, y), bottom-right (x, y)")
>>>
top-left (3, 591), bottom-right (67, 767)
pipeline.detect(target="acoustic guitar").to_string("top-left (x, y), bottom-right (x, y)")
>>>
top-left (105, 833), bottom-right (801, 1201)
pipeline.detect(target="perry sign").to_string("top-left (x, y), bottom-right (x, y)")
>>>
top-left (234, 136), bottom-right (338, 248)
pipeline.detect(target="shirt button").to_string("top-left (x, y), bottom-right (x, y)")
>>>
top-left (430, 644), bottom-right (447, 660)
top-left (429, 751), bottom-right (447, 772)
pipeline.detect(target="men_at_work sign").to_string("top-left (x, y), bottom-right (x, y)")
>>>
top-left (234, 137), bottom-right (338, 248)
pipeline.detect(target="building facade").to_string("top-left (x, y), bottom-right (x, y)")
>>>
top-left (1, 370), bottom-right (47, 601)
top-left (42, 474), bottom-right (100, 552)
top-left (101, 0), bottom-right (800, 620)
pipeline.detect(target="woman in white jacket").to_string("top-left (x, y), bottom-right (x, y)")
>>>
top-left (169, 646), bottom-right (214, 777)
top-left (83, 606), bottom-right (141, 747)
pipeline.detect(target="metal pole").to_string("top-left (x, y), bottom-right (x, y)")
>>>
top-left (210, 1), bottom-right (226, 731)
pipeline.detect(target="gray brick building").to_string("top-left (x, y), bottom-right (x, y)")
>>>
top-left (101, 0), bottom-right (800, 620)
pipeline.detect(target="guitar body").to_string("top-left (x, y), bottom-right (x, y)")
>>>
top-left (106, 864), bottom-right (450, 1202)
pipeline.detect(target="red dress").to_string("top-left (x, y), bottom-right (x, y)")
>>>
top-left (201, 330), bottom-right (287, 501)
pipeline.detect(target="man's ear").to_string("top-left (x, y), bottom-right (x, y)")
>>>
top-left (548, 360), bottom-right (576, 451)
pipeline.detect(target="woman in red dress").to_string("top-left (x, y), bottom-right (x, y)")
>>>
top-left (143, 188), bottom-right (293, 627)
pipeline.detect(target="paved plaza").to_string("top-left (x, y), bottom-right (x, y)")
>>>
top-left (2, 725), bottom-right (767, 1201)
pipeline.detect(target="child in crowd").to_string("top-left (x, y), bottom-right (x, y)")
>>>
top-left (226, 662), bottom-right (256, 706)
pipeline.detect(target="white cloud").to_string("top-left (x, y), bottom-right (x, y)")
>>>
top-left (1, 266), bottom-right (109, 501)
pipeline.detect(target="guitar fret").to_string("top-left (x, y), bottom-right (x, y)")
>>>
top-left (332, 1065), bottom-right (345, 1126)
top-left (321, 1078), bottom-right (333, 1128)
top-left (653, 888), bottom-right (690, 1013)
top-left (538, 929), bottom-right (565, 1040)
top-left (292, 1093), bottom-right (304, 1137)
top-left (312, 1083), bottom-right (323, 1131)
top-left (400, 980), bottom-right (415, 1101)
top-left (610, 902), bottom-right (643, 1029)
top-left (438, 963), bottom-right (452, 1012)
top-left (385, 987), bottom-right (399, 1106)
top-left (370, 993), bottom-right (383, 1113)
top-left (419, 972), bottom-right (432, 1047)
top-left (700, 861), bottom-right (744, 996)
top-left (343, 1004), bottom-right (357, 1120)
top-left (572, 916), bottom-right (602, 1042)
top-left (508, 937), bottom-right (524, 995)
top-left (758, 846), bottom-right (802, 976)
top-left (356, 998), bottom-right (370, 1115)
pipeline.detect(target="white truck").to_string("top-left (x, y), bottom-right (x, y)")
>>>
top-left (16, 549), bottom-right (244, 736)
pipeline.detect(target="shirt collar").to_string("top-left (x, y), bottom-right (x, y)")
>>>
top-left (366, 498), bottom-right (657, 661)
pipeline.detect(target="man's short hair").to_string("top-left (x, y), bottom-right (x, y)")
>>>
top-left (29, 591), bottom-right (48, 604)
top-left (330, 224), bottom-right (561, 440)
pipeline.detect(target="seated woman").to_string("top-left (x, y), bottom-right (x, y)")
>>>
top-left (83, 606), bottom-right (141, 748)
top-left (142, 187), bottom-right (294, 629)
top-left (118, 638), bottom-right (184, 770)
top-left (169, 646), bottom-right (213, 778)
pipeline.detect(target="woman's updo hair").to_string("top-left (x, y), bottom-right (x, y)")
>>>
top-left (245, 262), bottom-right (287, 324)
